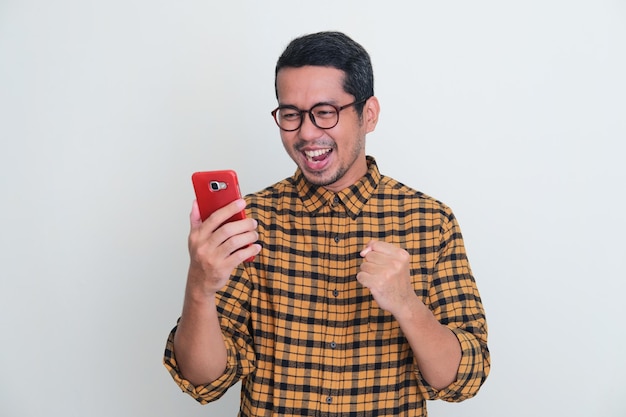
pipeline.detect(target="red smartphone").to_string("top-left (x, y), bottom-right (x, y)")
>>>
top-left (192, 170), bottom-right (246, 222)
top-left (191, 170), bottom-right (254, 262)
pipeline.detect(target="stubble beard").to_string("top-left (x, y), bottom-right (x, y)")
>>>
top-left (296, 135), bottom-right (366, 189)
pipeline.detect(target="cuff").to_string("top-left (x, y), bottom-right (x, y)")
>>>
top-left (162, 326), bottom-right (239, 404)
top-left (416, 327), bottom-right (488, 402)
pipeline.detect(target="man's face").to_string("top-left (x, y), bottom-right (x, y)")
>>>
top-left (275, 66), bottom-right (378, 192)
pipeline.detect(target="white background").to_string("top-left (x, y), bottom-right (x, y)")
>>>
top-left (1, 1), bottom-right (625, 416)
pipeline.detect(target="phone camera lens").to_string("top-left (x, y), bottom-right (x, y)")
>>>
top-left (210, 181), bottom-right (227, 191)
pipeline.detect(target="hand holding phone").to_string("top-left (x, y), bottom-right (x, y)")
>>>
top-left (191, 170), bottom-right (255, 262)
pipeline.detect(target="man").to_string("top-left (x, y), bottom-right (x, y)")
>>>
top-left (164, 31), bottom-right (490, 416)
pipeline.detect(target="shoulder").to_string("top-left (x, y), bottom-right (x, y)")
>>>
top-left (246, 177), bottom-right (297, 202)
top-left (376, 174), bottom-right (455, 219)
top-left (244, 177), bottom-right (298, 217)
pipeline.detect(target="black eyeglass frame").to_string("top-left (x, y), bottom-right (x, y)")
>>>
top-left (271, 97), bottom-right (369, 132)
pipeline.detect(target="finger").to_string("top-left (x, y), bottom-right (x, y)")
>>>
top-left (361, 250), bottom-right (385, 265)
top-left (365, 239), bottom-right (397, 255)
top-left (190, 200), bottom-right (202, 229)
top-left (219, 226), bottom-right (258, 254)
top-left (360, 239), bottom-right (377, 257)
top-left (356, 268), bottom-right (377, 288)
top-left (228, 243), bottom-right (262, 265)
top-left (360, 243), bottom-right (391, 266)
top-left (216, 217), bottom-right (258, 246)
top-left (204, 198), bottom-right (247, 232)
top-left (358, 261), bottom-right (377, 276)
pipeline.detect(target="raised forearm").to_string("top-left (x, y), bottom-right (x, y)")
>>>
top-left (358, 240), bottom-right (463, 389)
top-left (173, 199), bottom-right (260, 386)
top-left (395, 297), bottom-right (462, 390)
top-left (173, 286), bottom-right (228, 386)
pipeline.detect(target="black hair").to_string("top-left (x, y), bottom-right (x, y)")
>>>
top-left (274, 31), bottom-right (374, 115)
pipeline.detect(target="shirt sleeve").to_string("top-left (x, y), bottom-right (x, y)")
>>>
top-left (162, 267), bottom-right (257, 404)
top-left (416, 206), bottom-right (491, 402)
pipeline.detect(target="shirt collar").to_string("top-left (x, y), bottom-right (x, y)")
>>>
top-left (294, 156), bottom-right (381, 220)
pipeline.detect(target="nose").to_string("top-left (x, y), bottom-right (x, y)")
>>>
top-left (298, 111), bottom-right (323, 140)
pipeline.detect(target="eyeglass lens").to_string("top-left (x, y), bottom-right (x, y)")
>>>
top-left (275, 103), bottom-right (340, 131)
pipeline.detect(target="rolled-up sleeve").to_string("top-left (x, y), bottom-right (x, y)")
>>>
top-left (416, 207), bottom-right (490, 401)
top-left (163, 324), bottom-right (245, 404)
top-left (163, 268), bottom-right (257, 404)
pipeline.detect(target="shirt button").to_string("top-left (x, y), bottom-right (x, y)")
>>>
top-left (326, 396), bottom-right (333, 404)
top-left (333, 196), bottom-right (339, 204)
top-left (333, 236), bottom-right (340, 243)
top-left (330, 341), bottom-right (337, 349)
top-left (332, 289), bottom-right (339, 297)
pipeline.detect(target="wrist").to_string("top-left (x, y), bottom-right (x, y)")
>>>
top-left (186, 284), bottom-right (217, 302)
top-left (393, 294), bottom-right (432, 328)
top-left (186, 265), bottom-right (222, 299)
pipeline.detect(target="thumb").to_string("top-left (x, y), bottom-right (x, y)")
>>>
top-left (360, 239), bottom-right (377, 257)
top-left (189, 200), bottom-right (202, 229)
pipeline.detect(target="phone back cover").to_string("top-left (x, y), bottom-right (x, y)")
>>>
top-left (191, 170), bottom-right (245, 222)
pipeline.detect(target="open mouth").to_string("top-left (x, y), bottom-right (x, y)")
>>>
top-left (304, 148), bottom-right (332, 162)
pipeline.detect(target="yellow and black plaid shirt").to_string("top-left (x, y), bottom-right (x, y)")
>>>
top-left (164, 157), bottom-right (489, 416)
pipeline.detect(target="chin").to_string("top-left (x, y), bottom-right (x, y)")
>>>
top-left (306, 170), bottom-right (343, 189)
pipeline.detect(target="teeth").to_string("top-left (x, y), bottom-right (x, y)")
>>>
top-left (304, 149), bottom-right (331, 161)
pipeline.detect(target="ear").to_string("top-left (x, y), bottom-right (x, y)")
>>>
top-left (363, 96), bottom-right (380, 134)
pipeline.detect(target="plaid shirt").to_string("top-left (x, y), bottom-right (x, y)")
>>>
top-left (164, 157), bottom-right (489, 416)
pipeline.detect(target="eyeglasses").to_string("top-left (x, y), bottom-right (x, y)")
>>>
top-left (271, 98), bottom-right (368, 132)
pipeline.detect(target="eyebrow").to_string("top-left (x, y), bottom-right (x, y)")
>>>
top-left (277, 100), bottom-right (339, 109)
